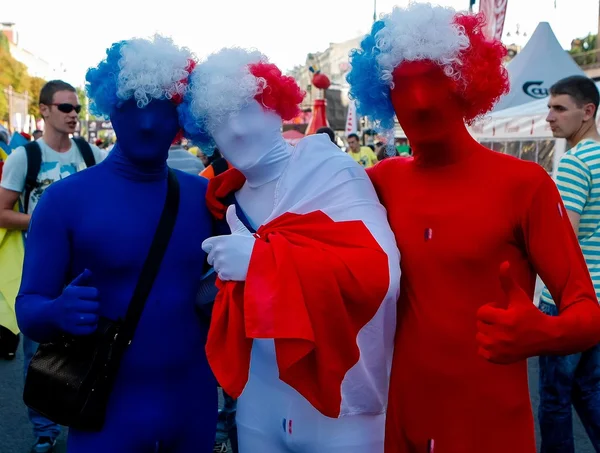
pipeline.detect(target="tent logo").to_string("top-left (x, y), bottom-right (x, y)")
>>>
top-left (523, 81), bottom-right (549, 100)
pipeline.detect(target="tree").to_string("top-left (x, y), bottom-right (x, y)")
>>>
top-left (75, 87), bottom-right (91, 138)
top-left (0, 31), bottom-right (8, 52)
top-left (570, 33), bottom-right (597, 54)
top-left (76, 87), bottom-right (88, 121)
top-left (0, 32), bottom-right (31, 123)
top-left (28, 77), bottom-right (46, 117)
top-left (570, 33), bottom-right (597, 66)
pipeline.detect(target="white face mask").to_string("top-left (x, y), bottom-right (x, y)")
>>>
top-left (212, 100), bottom-right (283, 171)
top-left (212, 100), bottom-right (290, 187)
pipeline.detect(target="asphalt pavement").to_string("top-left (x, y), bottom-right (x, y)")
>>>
top-left (0, 346), bottom-right (595, 453)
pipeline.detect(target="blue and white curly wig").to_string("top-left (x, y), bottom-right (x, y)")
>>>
top-left (86, 34), bottom-right (196, 118)
top-left (346, 3), bottom-right (471, 132)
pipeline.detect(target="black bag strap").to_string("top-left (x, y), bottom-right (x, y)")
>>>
top-left (72, 137), bottom-right (96, 168)
top-left (212, 158), bottom-right (229, 176)
top-left (120, 169), bottom-right (180, 344)
top-left (23, 141), bottom-right (42, 214)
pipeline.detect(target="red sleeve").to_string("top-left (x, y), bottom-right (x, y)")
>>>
top-left (205, 168), bottom-right (246, 219)
top-left (522, 172), bottom-right (600, 354)
top-left (206, 210), bottom-right (390, 418)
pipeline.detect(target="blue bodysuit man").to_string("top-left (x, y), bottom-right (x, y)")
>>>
top-left (15, 35), bottom-right (217, 453)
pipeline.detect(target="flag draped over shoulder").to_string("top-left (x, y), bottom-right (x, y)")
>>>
top-left (205, 134), bottom-right (400, 418)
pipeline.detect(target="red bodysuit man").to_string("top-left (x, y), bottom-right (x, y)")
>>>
top-left (346, 4), bottom-right (600, 452)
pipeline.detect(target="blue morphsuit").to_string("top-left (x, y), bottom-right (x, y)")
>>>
top-left (15, 99), bottom-right (217, 452)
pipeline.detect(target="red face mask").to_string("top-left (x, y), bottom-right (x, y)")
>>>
top-left (390, 60), bottom-right (466, 148)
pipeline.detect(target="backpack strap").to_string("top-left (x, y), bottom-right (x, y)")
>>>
top-left (23, 142), bottom-right (42, 214)
top-left (72, 137), bottom-right (96, 168)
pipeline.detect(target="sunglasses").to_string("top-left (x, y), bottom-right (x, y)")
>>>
top-left (51, 103), bottom-right (82, 114)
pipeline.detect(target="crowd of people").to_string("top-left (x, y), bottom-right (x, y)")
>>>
top-left (1, 3), bottom-right (600, 453)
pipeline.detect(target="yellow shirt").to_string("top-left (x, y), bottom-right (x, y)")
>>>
top-left (0, 206), bottom-right (24, 334)
top-left (349, 146), bottom-right (378, 168)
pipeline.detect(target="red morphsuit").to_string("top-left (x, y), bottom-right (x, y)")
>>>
top-left (347, 5), bottom-right (600, 453)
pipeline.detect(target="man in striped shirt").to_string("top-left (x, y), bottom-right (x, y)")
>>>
top-left (539, 75), bottom-right (600, 451)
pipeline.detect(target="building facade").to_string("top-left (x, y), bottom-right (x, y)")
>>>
top-left (1, 22), bottom-right (59, 81)
top-left (288, 36), bottom-right (362, 131)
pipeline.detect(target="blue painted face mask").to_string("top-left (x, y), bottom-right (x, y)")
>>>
top-left (110, 98), bottom-right (180, 167)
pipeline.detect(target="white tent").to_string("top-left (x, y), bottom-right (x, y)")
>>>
top-left (469, 102), bottom-right (567, 178)
top-left (392, 53), bottom-right (595, 178)
top-left (473, 81), bottom-right (600, 139)
top-left (494, 22), bottom-right (585, 111)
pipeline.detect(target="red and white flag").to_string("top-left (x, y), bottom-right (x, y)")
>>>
top-left (479, 0), bottom-right (508, 41)
top-left (205, 134), bottom-right (400, 418)
top-left (345, 99), bottom-right (358, 136)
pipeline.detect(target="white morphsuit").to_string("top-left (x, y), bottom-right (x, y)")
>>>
top-left (202, 101), bottom-right (395, 453)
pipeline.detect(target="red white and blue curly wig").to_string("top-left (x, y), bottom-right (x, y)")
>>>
top-left (85, 34), bottom-right (196, 118)
top-left (178, 47), bottom-right (305, 154)
top-left (346, 3), bottom-right (509, 131)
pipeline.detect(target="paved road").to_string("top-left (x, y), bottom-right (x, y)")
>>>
top-left (0, 346), bottom-right (594, 453)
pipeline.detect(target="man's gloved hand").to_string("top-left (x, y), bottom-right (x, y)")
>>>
top-left (476, 261), bottom-right (552, 364)
top-left (50, 269), bottom-right (100, 336)
top-left (202, 205), bottom-right (256, 282)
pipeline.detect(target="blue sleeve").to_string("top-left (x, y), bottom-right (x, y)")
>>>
top-left (15, 186), bottom-right (70, 342)
top-left (195, 187), bottom-right (232, 318)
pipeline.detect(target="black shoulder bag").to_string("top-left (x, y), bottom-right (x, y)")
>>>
top-left (23, 169), bottom-right (180, 432)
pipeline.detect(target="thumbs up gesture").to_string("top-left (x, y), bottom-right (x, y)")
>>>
top-left (201, 205), bottom-right (256, 282)
top-left (476, 261), bottom-right (549, 364)
top-left (51, 269), bottom-right (101, 336)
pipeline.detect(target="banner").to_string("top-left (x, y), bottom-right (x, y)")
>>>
top-left (345, 99), bottom-right (358, 136)
top-left (479, 0), bottom-right (508, 41)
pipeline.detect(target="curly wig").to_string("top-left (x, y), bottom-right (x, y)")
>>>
top-left (178, 47), bottom-right (305, 153)
top-left (346, 2), bottom-right (509, 129)
top-left (86, 34), bottom-right (196, 118)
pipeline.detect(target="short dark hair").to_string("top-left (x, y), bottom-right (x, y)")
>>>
top-left (550, 76), bottom-right (600, 118)
top-left (316, 127), bottom-right (336, 143)
top-left (39, 80), bottom-right (76, 106)
top-left (347, 133), bottom-right (359, 141)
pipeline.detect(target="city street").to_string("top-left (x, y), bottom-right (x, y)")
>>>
top-left (0, 347), bottom-right (595, 453)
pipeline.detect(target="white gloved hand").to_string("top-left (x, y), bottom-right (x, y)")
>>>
top-left (202, 205), bottom-right (256, 281)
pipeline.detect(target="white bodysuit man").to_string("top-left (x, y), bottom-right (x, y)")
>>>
top-left (181, 48), bottom-right (401, 453)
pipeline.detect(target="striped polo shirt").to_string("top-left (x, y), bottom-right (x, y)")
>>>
top-left (541, 139), bottom-right (600, 306)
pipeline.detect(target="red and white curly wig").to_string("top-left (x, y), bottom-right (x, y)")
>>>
top-left (348, 3), bottom-right (509, 126)
top-left (180, 47), bottom-right (305, 148)
top-left (380, 3), bottom-right (508, 122)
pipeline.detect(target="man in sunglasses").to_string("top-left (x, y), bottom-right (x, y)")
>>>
top-left (0, 79), bottom-right (106, 453)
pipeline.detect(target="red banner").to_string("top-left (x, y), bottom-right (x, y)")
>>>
top-left (479, 0), bottom-right (508, 41)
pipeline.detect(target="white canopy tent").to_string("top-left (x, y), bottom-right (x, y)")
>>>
top-left (493, 22), bottom-right (585, 112)
top-left (394, 100), bottom-right (567, 178)
top-left (486, 81), bottom-right (600, 121)
top-left (469, 112), bottom-right (565, 179)
top-left (469, 81), bottom-right (600, 178)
